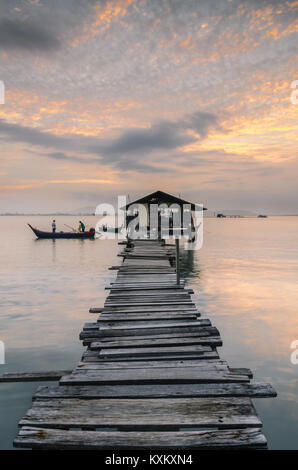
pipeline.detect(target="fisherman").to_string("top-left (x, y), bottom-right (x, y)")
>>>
top-left (78, 220), bottom-right (85, 232)
top-left (52, 220), bottom-right (56, 233)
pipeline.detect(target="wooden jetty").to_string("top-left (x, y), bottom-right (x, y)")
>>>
top-left (13, 239), bottom-right (276, 450)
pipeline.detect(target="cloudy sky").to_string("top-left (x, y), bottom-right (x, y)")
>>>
top-left (0, 0), bottom-right (297, 213)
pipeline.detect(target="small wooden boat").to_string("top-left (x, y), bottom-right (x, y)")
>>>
top-left (28, 224), bottom-right (95, 239)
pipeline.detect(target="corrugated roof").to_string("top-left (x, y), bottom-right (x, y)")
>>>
top-left (123, 190), bottom-right (207, 210)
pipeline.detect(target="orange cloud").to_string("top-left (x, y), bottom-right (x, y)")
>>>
top-left (1, 88), bottom-right (142, 136)
top-left (72, 0), bottom-right (135, 47)
top-left (0, 89), bottom-right (68, 125)
top-left (1, 178), bottom-right (120, 191)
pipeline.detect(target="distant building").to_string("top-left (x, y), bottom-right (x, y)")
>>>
top-left (122, 190), bottom-right (206, 238)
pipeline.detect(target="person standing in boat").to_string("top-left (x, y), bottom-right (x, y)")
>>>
top-left (78, 220), bottom-right (85, 232)
top-left (52, 220), bottom-right (56, 233)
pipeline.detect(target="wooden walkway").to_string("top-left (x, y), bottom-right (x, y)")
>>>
top-left (14, 240), bottom-right (276, 450)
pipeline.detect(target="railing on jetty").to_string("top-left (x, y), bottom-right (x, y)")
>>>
top-left (13, 239), bottom-right (276, 450)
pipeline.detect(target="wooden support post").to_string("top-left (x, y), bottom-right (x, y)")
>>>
top-left (0, 371), bottom-right (72, 383)
top-left (175, 238), bottom-right (180, 285)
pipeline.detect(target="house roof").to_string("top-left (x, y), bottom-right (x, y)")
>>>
top-left (123, 190), bottom-right (207, 211)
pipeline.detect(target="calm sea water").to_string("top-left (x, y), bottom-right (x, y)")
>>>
top-left (0, 216), bottom-right (297, 449)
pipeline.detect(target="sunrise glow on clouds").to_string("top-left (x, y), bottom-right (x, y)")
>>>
top-left (0, 0), bottom-right (297, 212)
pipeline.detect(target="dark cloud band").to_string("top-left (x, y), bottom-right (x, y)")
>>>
top-left (0, 18), bottom-right (60, 51)
top-left (0, 110), bottom-right (218, 172)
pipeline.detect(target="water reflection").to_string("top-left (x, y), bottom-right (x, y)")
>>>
top-left (180, 249), bottom-right (199, 279)
top-left (52, 239), bottom-right (56, 263)
top-left (180, 217), bottom-right (298, 449)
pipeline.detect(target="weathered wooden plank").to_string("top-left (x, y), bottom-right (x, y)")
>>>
top-left (230, 368), bottom-right (253, 379)
top-left (123, 255), bottom-right (170, 257)
top-left (89, 307), bottom-right (190, 313)
top-left (109, 265), bottom-right (173, 269)
top-left (34, 381), bottom-right (277, 400)
top-left (114, 270), bottom-right (176, 273)
top-left (117, 271), bottom-right (174, 274)
top-left (79, 357), bottom-right (227, 368)
top-left (106, 296), bottom-right (192, 301)
top-left (122, 251), bottom-right (170, 255)
top-left (90, 336), bottom-right (222, 350)
top-left (80, 326), bottom-right (219, 345)
top-left (118, 261), bottom-right (173, 264)
top-left (114, 280), bottom-right (178, 284)
top-left (104, 302), bottom-right (193, 307)
top-left (107, 291), bottom-right (191, 297)
top-left (103, 303), bottom-right (197, 309)
top-left (119, 258), bottom-right (173, 261)
top-left (109, 279), bottom-right (183, 284)
top-left (102, 307), bottom-right (199, 314)
top-left (96, 319), bottom-right (203, 329)
top-left (60, 368), bottom-right (249, 386)
top-left (92, 306), bottom-right (197, 314)
top-left (105, 298), bottom-right (193, 303)
top-left (82, 319), bottom-right (210, 331)
top-left (106, 285), bottom-right (186, 291)
top-left (110, 282), bottom-right (185, 286)
top-left (122, 260), bottom-right (171, 266)
top-left (112, 262), bottom-right (173, 266)
top-left (18, 397), bottom-right (262, 430)
top-left (76, 351), bottom-right (220, 362)
top-left (99, 320), bottom-right (210, 330)
top-left (107, 290), bottom-right (189, 295)
top-left (118, 268), bottom-right (176, 271)
top-left (116, 276), bottom-right (177, 281)
top-left (99, 344), bottom-right (213, 358)
top-left (104, 305), bottom-right (195, 311)
top-left (105, 298), bottom-right (192, 304)
top-left (0, 371), bottom-right (71, 383)
top-left (117, 266), bottom-right (174, 270)
top-left (120, 258), bottom-right (171, 268)
top-left (111, 274), bottom-right (180, 280)
top-left (86, 330), bottom-right (219, 344)
top-left (114, 276), bottom-right (176, 288)
top-left (76, 362), bottom-right (252, 378)
top-left (108, 289), bottom-right (194, 295)
top-left (111, 279), bottom-right (184, 282)
top-left (119, 254), bottom-right (172, 259)
top-left (98, 313), bottom-right (199, 322)
top-left (80, 325), bottom-right (219, 341)
top-left (76, 363), bottom-right (229, 372)
top-left (105, 297), bottom-right (193, 303)
top-left (14, 427), bottom-right (267, 450)
top-left (84, 318), bottom-right (202, 330)
top-left (121, 248), bottom-right (169, 251)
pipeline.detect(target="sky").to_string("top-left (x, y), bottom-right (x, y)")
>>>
top-left (0, 0), bottom-right (297, 214)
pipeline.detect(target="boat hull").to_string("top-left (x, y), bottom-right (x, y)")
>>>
top-left (28, 224), bottom-right (95, 239)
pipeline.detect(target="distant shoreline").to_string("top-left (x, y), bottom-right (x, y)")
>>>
top-left (0, 213), bottom-right (96, 216)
